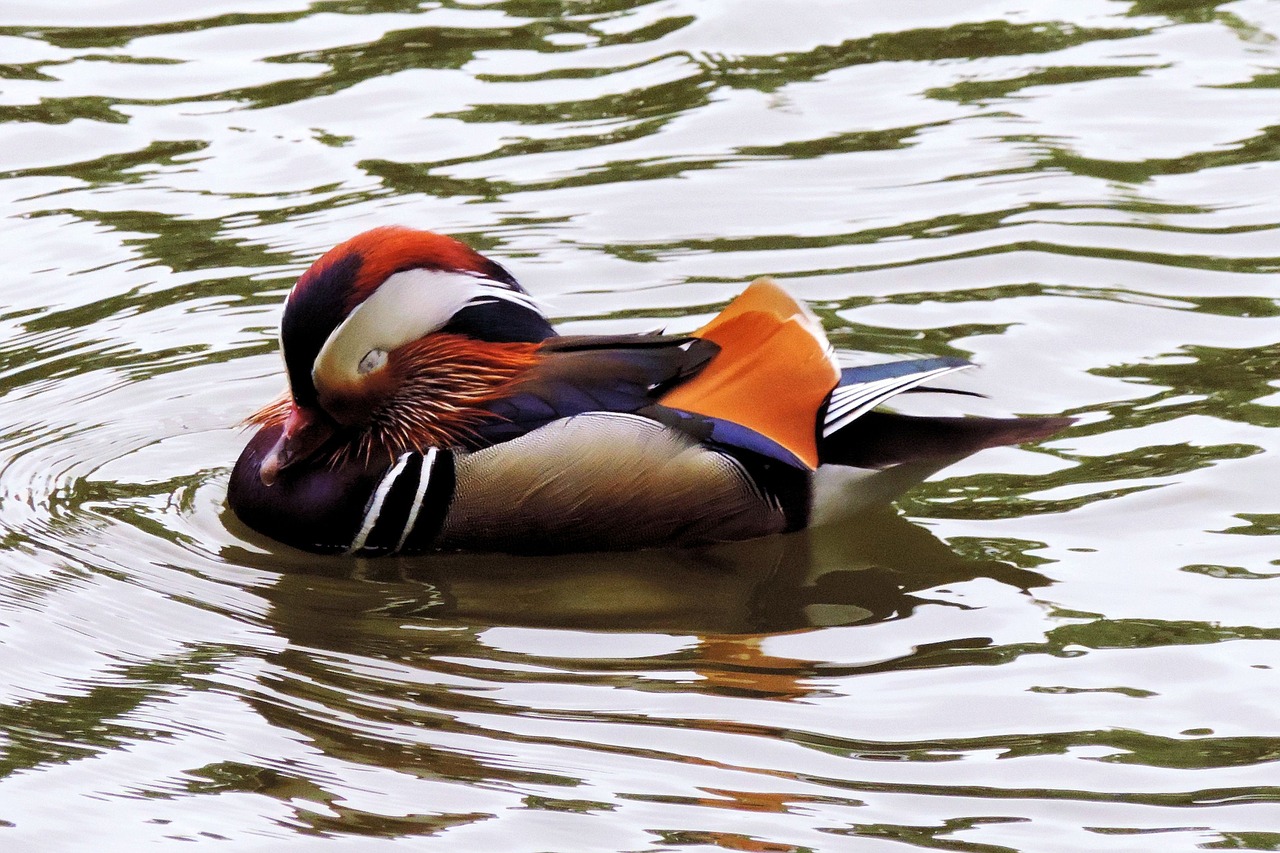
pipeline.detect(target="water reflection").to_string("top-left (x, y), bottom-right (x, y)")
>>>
top-left (227, 502), bottom-right (1051, 635)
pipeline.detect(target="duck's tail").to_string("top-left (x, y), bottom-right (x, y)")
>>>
top-left (818, 357), bottom-right (1073, 468)
top-left (820, 409), bottom-right (1074, 469)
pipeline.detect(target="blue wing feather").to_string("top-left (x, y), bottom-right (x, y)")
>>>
top-left (472, 336), bottom-right (718, 446)
top-left (643, 405), bottom-right (807, 469)
top-left (838, 356), bottom-right (971, 387)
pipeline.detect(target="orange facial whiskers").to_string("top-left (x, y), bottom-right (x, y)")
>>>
top-left (362, 333), bottom-right (540, 459)
top-left (247, 333), bottom-right (541, 467)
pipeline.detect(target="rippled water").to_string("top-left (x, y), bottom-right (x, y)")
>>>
top-left (2, 1), bottom-right (1280, 850)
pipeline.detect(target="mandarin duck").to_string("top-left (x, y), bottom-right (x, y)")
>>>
top-left (229, 226), bottom-right (1069, 555)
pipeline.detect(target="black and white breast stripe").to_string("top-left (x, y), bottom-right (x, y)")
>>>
top-left (346, 448), bottom-right (455, 555)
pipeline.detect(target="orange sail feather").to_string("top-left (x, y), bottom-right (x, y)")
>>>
top-left (659, 279), bottom-right (840, 469)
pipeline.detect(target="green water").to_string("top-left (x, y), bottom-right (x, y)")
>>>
top-left (0, 1), bottom-right (1278, 850)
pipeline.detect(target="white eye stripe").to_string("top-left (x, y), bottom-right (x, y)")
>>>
top-left (314, 269), bottom-right (493, 391)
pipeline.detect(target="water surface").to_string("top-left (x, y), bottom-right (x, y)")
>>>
top-left (1, 1), bottom-right (1279, 850)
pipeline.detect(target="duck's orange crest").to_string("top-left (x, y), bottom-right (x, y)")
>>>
top-left (294, 226), bottom-right (497, 310)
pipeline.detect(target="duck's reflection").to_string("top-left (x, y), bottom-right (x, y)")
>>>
top-left (224, 496), bottom-right (1052, 637)
top-left (214, 491), bottom-right (1056, 807)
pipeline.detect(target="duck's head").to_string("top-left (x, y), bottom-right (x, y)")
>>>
top-left (255, 226), bottom-right (554, 486)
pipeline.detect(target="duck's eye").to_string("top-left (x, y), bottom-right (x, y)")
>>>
top-left (357, 349), bottom-right (388, 375)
